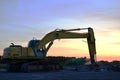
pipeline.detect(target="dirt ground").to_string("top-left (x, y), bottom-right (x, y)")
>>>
top-left (0, 69), bottom-right (120, 80)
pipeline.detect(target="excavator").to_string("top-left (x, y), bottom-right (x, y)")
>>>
top-left (1, 27), bottom-right (96, 72)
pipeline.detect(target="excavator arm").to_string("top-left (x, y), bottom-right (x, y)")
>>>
top-left (36, 27), bottom-right (96, 64)
top-left (87, 28), bottom-right (96, 64)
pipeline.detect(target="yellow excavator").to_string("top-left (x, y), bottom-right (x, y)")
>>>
top-left (2, 27), bottom-right (96, 72)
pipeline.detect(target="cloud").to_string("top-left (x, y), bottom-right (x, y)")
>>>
top-left (1, 0), bottom-right (120, 25)
top-left (112, 42), bottom-right (120, 45)
top-left (0, 48), bottom-right (3, 55)
top-left (86, 12), bottom-right (120, 24)
top-left (47, 46), bottom-right (89, 57)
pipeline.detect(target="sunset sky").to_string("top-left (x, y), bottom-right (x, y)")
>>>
top-left (0, 0), bottom-right (120, 61)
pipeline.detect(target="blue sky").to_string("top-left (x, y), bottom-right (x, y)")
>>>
top-left (0, 0), bottom-right (120, 61)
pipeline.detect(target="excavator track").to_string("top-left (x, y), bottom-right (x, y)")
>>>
top-left (5, 57), bottom-right (63, 72)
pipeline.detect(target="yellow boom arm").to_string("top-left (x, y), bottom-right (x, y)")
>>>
top-left (36, 27), bottom-right (96, 64)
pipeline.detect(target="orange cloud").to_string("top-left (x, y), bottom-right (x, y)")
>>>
top-left (47, 46), bottom-right (89, 58)
top-left (47, 38), bottom-right (120, 62)
top-left (97, 55), bottom-right (120, 62)
top-left (0, 48), bottom-right (3, 56)
top-left (47, 46), bottom-right (120, 62)
top-left (47, 39), bottom-right (91, 58)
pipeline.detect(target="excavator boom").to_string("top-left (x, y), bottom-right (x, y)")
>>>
top-left (36, 27), bottom-right (96, 64)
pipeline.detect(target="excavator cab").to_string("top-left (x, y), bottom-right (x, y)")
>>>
top-left (28, 40), bottom-right (46, 57)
